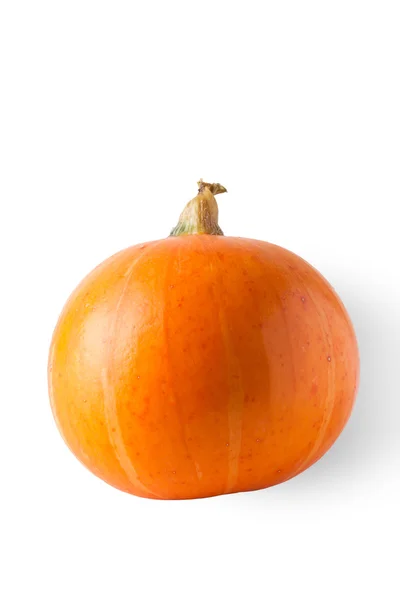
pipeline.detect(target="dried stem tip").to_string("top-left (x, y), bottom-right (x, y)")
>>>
top-left (170, 179), bottom-right (227, 237)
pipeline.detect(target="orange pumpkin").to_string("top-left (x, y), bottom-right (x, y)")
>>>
top-left (48, 181), bottom-right (359, 499)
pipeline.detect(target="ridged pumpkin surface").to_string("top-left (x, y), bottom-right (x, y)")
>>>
top-left (49, 234), bottom-right (359, 499)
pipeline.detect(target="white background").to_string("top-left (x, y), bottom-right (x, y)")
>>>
top-left (1, 1), bottom-right (399, 599)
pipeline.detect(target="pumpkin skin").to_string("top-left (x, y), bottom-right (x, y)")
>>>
top-left (49, 234), bottom-right (359, 500)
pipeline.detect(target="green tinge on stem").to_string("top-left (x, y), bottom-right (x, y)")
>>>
top-left (170, 179), bottom-right (227, 237)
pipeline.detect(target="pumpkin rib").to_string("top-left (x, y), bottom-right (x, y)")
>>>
top-left (241, 239), bottom-right (299, 484)
top-left (237, 239), bottom-right (336, 483)
top-left (163, 241), bottom-right (203, 486)
top-left (250, 241), bottom-right (299, 392)
top-left (49, 299), bottom-right (95, 471)
top-left (289, 267), bottom-right (336, 477)
top-left (101, 244), bottom-right (162, 499)
top-left (48, 342), bottom-right (68, 449)
top-left (233, 237), bottom-right (276, 489)
top-left (205, 238), bottom-right (245, 494)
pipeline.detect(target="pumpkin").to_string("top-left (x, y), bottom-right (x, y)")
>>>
top-left (48, 181), bottom-right (359, 499)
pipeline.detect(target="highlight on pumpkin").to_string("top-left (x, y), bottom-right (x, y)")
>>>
top-left (48, 181), bottom-right (359, 500)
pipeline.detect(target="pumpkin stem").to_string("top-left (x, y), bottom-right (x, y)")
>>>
top-left (170, 180), bottom-right (227, 236)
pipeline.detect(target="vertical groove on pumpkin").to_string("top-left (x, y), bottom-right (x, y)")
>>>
top-left (249, 240), bottom-right (300, 484)
top-left (102, 244), bottom-right (162, 499)
top-left (205, 237), bottom-right (244, 494)
top-left (290, 270), bottom-right (336, 476)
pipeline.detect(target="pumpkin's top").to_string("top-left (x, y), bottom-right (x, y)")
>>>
top-left (170, 180), bottom-right (227, 236)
